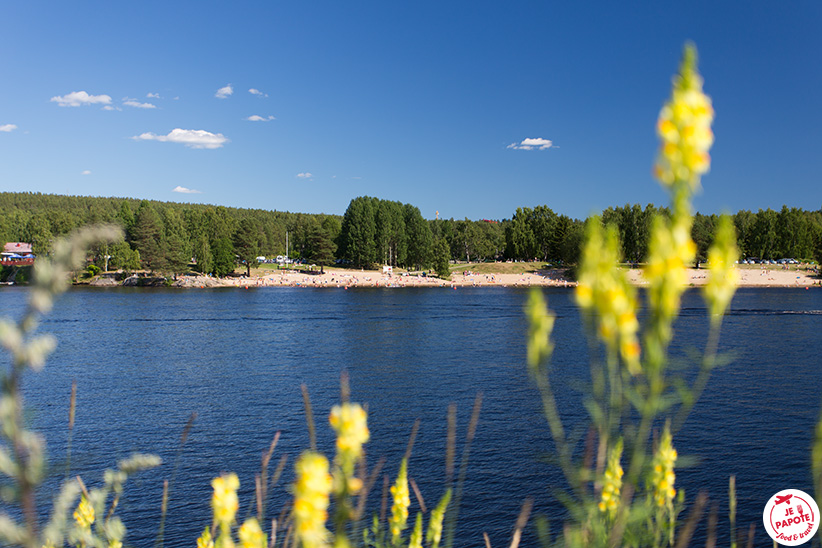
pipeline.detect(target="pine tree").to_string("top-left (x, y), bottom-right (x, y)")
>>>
top-left (233, 218), bottom-right (261, 276)
top-left (211, 237), bottom-right (236, 277)
top-left (132, 201), bottom-right (165, 272)
top-left (432, 238), bottom-right (451, 280)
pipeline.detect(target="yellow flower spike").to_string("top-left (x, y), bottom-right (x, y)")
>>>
top-left (389, 458), bottom-right (410, 545)
top-left (197, 527), bottom-right (215, 548)
top-left (599, 439), bottom-right (624, 519)
top-left (329, 402), bottom-right (370, 469)
top-left (293, 451), bottom-right (332, 548)
top-left (654, 43), bottom-right (714, 194)
top-left (73, 494), bottom-right (95, 529)
top-left (644, 214), bottom-right (694, 351)
top-left (703, 215), bottom-right (739, 322)
top-left (648, 425), bottom-right (678, 508)
top-left (525, 288), bottom-right (555, 373)
top-left (211, 473), bottom-right (240, 528)
top-left (426, 490), bottom-right (451, 548)
top-left (239, 518), bottom-right (266, 548)
top-left (408, 512), bottom-right (423, 548)
top-left (576, 219), bottom-right (641, 374)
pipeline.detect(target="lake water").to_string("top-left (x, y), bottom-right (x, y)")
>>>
top-left (1, 286), bottom-right (820, 546)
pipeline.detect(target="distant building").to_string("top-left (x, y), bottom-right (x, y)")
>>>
top-left (1, 242), bottom-right (35, 265)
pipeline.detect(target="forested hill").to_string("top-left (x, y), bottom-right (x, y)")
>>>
top-left (0, 191), bottom-right (336, 276)
top-left (1, 192), bottom-right (821, 277)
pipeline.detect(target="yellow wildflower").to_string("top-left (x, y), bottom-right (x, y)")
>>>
top-left (654, 43), bottom-right (714, 192)
top-left (703, 215), bottom-right (739, 322)
top-left (73, 495), bottom-right (95, 529)
top-left (645, 215), bottom-right (695, 328)
top-left (408, 513), bottom-right (423, 548)
top-left (197, 527), bottom-right (215, 548)
top-left (576, 219), bottom-right (641, 374)
top-left (426, 490), bottom-right (451, 548)
top-left (649, 425), bottom-right (678, 508)
top-left (109, 541), bottom-right (122, 548)
top-left (346, 477), bottom-right (363, 493)
top-left (239, 518), bottom-right (266, 548)
top-left (329, 402), bottom-right (370, 469)
top-left (293, 451), bottom-right (332, 548)
top-left (598, 439), bottom-right (624, 518)
top-left (389, 458), bottom-right (410, 544)
top-left (211, 473), bottom-right (240, 527)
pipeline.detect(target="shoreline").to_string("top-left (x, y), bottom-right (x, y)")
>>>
top-left (82, 265), bottom-right (821, 289)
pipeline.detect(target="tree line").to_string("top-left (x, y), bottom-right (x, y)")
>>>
top-left (599, 203), bottom-right (822, 265)
top-left (0, 192), bottom-right (340, 277)
top-left (1, 192), bottom-right (821, 277)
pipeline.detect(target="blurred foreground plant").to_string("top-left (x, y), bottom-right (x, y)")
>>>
top-left (197, 389), bottom-right (487, 548)
top-left (526, 44), bottom-right (740, 547)
top-left (0, 226), bottom-right (161, 548)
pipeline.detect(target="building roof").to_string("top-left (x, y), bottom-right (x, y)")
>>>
top-left (2, 242), bottom-right (33, 254)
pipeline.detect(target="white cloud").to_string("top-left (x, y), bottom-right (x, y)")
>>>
top-left (507, 137), bottom-right (554, 150)
top-left (215, 84), bottom-right (233, 99)
top-left (50, 91), bottom-right (112, 107)
top-left (147, 92), bottom-right (161, 98)
top-left (133, 128), bottom-right (229, 149)
top-left (296, 172), bottom-right (313, 179)
top-left (81, 170), bottom-right (91, 175)
top-left (245, 115), bottom-right (276, 122)
top-left (0, 124), bottom-right (17, 132)
top-left (102, 105), bottom-right (121, 111)
top-left (123, 98), bottom-right (157, 109)
top-left (172, 186), bottom-right (202, 194)
top-left (249, 88), bottom-right (268, 97)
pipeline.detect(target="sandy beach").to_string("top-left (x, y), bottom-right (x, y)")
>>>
top-left (625, 265), bottom-right (821, 288)
top-left (169, 265), bottom-right (820, 289)
top-left (208, 267), bottom-right (576, 289)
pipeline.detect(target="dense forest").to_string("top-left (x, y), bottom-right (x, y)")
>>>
top-left (1, 192), bottom-right (821, 276)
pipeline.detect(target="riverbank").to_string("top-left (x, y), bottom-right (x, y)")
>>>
top-left (83, 265), bottom-right (820, 289)
top-left (627, 265), bottom-right (820, 288)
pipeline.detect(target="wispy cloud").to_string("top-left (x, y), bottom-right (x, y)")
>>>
top-left (245, 115), bottom-right (276, 122)
top-left (249, 88), bottom-right (268, 97)
top-left (123, 98), bottom-right (157, 109)
top-left (172, 185), bottom-right (202, 194)
top-left (296, 172), bottom-right (313, 179)
top-left (215, 84), bottom-right (233, 99)
top-left (133, 128), bottom-right (229, 149)
top-left (0, 124), bottom-right (17, 132)
top-left (507, 137), bottom-right (554, 150)
top-left (81, 170), bottom-right (91, 175)
top-left (147, 92), bottom-right (161, 99)
top-left (51, 91), bottom-right (112, 108)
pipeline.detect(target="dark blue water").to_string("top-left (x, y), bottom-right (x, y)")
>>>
top-left (1, 286), bottom-right (820, 547)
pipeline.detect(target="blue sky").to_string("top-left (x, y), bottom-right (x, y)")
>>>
top-left (1, 2), bottom-right (820, 221)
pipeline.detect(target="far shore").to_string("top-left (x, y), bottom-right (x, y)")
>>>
top-left (85, 264), bottom-right (821, 289)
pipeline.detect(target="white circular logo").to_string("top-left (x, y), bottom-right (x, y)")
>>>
top-left (763, 489), bottom-right (820, 546)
